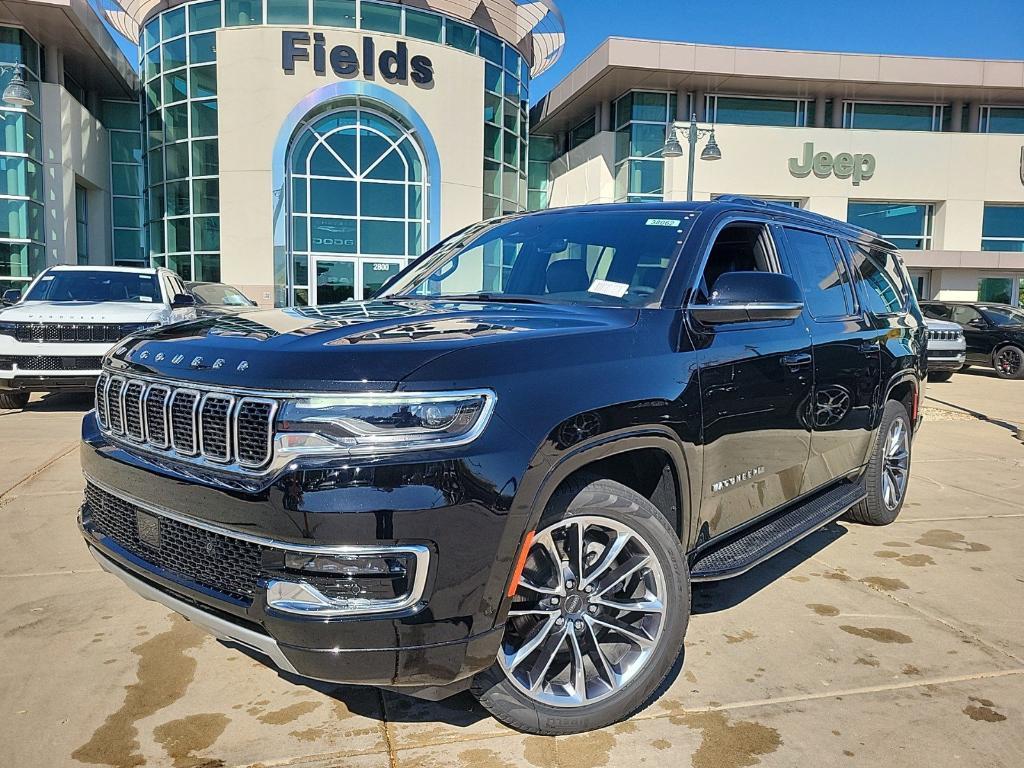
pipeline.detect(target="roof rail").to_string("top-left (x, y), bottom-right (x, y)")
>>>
top-left (712, 194), bottom-right (885, 243)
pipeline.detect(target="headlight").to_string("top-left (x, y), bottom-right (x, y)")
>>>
top-left (275, 390), bottom-right (495, 456)
top-left (0, 321), bottom-right (18, 337)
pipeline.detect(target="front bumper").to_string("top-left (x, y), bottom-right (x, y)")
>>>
top-left (79, 410), bottom-right (530, 692)
top-left (926, 349), bottom-right (966, 372)
top-left (0, 340), bottom-right (110, 391)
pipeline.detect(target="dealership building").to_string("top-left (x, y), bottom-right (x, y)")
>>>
top-left (3, 1), bottom-right (1024, 308)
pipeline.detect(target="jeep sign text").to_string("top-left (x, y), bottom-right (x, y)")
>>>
top-left (788, 142), bottom-right (875, 185)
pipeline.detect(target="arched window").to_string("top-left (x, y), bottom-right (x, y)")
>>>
top-left (287, 103), bottom-right (427, 306)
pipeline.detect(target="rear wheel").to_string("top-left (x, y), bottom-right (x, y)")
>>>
top-left (472, 478), bottom-right (689, 735)
top-left (0, 391), bottom-right (29, 409)
top-left (993, 345), bottom-right (1024, 380)
top-left (927, 370), bottom-right (953, 383)
top-left (845, 400), bottom-right (912, 526)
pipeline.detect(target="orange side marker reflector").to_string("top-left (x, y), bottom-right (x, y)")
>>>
top-left (507, 530), bottom-right (536, 598)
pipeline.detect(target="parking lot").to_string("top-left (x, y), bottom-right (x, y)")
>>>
top-left (1, 373), bottom-right (1021, 768)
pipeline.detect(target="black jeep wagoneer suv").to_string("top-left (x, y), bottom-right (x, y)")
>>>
top-left (80, 198), bottom-right (925, 734)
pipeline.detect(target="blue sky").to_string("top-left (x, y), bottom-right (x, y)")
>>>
top-left (531, 0), bottom-right (1024, 97)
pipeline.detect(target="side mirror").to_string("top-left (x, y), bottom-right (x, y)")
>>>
top-left (171, 293), bottom-right (196, 309)
top-left (690, 272), bottom-right (804, 325)
top-left (2, 288), bottom-right (21, 306)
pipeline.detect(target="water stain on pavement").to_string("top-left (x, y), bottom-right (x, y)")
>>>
top-left (839, 626), bottom-right (913, 644)
top-left (652, 739), bottom-right (672, 750)
top-left (559, 731), bottom-right (616, 768)
top-left (807, 603), bottom-right (840, 617)
top-left (873, 551), bottom-right (934, 567)
top-left (523, 736), bottom-right (557, 768)
top-left (458, 747), bottom-right (518, 768)
top-left (882, 541), bottom-right (910, 548)
top-left (855, 655), bottom-right (880, 667)
top-left (71, 614), bottom-right (206, 768)
top-left (823, 571), bottom-right (852, 582)
top-left (963, 696), bottom-right (1007, 723)
top-left (671, 710), bottom-right (781, 768)
top-left (152, 713), bottom-right (229, 768)
top-left (256, 700), bottom-right (321, 725)
top-left (916, 529), bottom-right (990, 552)
top-left (860, 576), bottom-right (909, 591)
top-left (724, 630), bottom-right (757, 644)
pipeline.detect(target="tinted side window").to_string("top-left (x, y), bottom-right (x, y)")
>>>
top-left (921, 303), bottom-right (951, 320)
top-left (785, 228), bottom-right (855, 319)
top-left (952, 305), bottom-right (983, 325)
top-left (846, 242), bottom-right (909, 315)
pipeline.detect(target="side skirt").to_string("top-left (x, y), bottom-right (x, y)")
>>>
top-left (689, 480), bottom-right (866, 581)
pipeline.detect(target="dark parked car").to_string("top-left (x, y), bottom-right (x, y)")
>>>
top-left (920, 301), bottom-right (1024, 379)
top-left (79, 198), bottom-right (925, 735)
top-left (185, 281), bottom-right (258, 316)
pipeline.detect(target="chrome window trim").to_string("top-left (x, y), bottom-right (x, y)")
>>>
top-left (83, 473), bottom-right (430, 616)
top-left (143, 383), bottom-right (171, 448)
top-left (198, 392), bottom-right (235, 463)
top-left (169, 388), bottom-right (201, 456)
top-left (234, 397), bottom-right (278, 469)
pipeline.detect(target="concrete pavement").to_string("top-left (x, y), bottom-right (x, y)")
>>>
top-left (0, 384), bottom-right (1021, 768)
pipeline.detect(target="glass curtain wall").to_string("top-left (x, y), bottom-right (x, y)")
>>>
top-left (481, 28), bottom-right (529, 219)
top-left (527, 135), bottom-right (554, 210)
top-left (979, 106), bottom-right (1024, 134)
top-left (0, 27), bottom-right (43, 294)
top-left (843, 102), bottom-right (945, 131)
top-left (142, 0), bottom-right (221, 281)
top-left (613, 91), bottom-right (677, 203)
top-left (981, 205), bottom-right (1024, 252)
top-left (103, 100), bottom-right (146, 265)
top-left (705, 95), bottom-right (813, 127)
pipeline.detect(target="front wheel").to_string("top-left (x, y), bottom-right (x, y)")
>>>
top-left (0, 391), bottom-right (29, 409)
top-left (845, 400), bottom-right (912, 526)
top-left (472, 478), bottom-right (689, 735)
top-left (993, 345), bottom-right (1024, 380)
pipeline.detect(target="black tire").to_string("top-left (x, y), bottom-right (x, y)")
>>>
top-left (993, 345), bottom-right (1024, 380)
top-left (0, 391), bottom-right (29, 409)
top-left (845, 400), bottom-right (912, 526)
top-left (927, 370), bottom-right (953, 383)
top-left (472, 477), bottom-right (690, 735)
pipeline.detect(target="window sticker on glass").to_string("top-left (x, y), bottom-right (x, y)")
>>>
top-left (589, 279), bottom-right (629, 298)
top-left (139, 296), bottom-right (153, 302)
top-left (646, 218), bottom-right (680, 227)
top-left (41, 275), bottom-right (54, 281)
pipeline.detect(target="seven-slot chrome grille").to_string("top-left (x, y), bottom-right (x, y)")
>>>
top-left (96, 372), bottom-right (277, 469)
top-left (12, 322), bottom-right (147, 343)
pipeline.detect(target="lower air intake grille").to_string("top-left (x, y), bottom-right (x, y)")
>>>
top-left (84, 481), bottom-right (263, 602)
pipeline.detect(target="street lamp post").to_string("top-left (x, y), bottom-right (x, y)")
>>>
top-left (662, 113), bottom-right (721, 201)
top-left (1, 64), bottom-right (34, 108)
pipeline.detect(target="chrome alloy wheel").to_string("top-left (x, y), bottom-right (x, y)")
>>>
top-left (500, 515), bottom-right (667, 708)
top-left (881, 418), bottom-right (910, 511)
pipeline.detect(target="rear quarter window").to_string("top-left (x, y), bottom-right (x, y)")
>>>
top-left (784, 228), bottom-right (856, 319)
top-left (845, 242), bottom-right (910, 315)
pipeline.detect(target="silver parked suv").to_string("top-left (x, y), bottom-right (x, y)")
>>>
top-left (924, 318), bottom-right (966, 382)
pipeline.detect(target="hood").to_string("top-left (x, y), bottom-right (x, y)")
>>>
top-left (106, 299), bottom-right (640, 391)
top-left (0, 301), bottom-right (167, 323)
top-left (924, 318), bottom-right (961, 332)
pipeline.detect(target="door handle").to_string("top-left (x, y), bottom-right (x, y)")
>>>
top-left (858, 341), bottom-right (881, 354)
top-left (781, 352), bottom-right (812, 368)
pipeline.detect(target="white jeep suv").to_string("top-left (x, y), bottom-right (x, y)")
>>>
top-left (0, 266), bottom-right (197, 409)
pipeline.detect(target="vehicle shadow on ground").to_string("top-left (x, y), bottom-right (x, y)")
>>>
top-left (30, 392), bottom-right (93, 412)
top-left (691, 522), bottom-right (848, 615)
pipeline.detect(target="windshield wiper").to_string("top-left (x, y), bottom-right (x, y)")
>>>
top-left (414, 293), bottom-right (552, 305)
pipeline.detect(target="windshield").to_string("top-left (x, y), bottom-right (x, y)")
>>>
top-left (381, 210), bottom-right (695, 307)
top-left (189, 283), bottom-right (252, 306)
top-left (979, 305), bottom-right (1024, 326)
top-left (24, 271), bottom-right (161, 303)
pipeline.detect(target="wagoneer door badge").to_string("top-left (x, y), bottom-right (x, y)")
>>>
top-left (711, 466), bottom-right (766, 493)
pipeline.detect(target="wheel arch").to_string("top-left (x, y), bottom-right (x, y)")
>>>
top-left (518, 428), bottom-right (696, 550)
